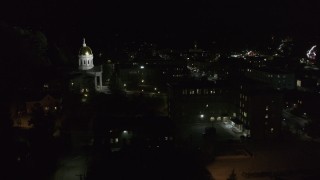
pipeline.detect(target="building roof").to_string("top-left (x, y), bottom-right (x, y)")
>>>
top-left (79, 46), bottom-right (93, 55)
top-left (79, 38), bottom-right (93, 55)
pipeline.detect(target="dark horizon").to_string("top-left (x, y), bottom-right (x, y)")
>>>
top-left (2, 0), bottom-right (320, 48)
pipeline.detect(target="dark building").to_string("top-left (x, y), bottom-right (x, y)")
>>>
top-left (168, 80), bottom-right (238, 123)
top-left (244, 67), bottom-right (295, 90)
top-left (239, 80), bottom-right (284, 139)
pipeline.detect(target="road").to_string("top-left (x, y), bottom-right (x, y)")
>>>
top-left (51, 130), bottom-right (91, 180)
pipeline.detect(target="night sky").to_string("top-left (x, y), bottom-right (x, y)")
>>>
top-left (2, 0), bottom-right (320, 47)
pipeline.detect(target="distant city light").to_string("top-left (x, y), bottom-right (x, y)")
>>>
top-left (123, 83), bottom-right (126, 87)
top-left (141, 79), bottom-right (144, 83)
top-left (140, 65), bottom-right (145, 69)
top-left (200, 114), bottom-right (204, 118)
top-left (307, 45), bottom-right (317, 60)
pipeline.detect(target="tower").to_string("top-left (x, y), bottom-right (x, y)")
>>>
top-left (79, 38), bottom-right (94, 70)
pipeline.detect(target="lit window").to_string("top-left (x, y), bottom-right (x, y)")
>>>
top-left (115, 138), bottom-right (119, 143)
top-left (297, 80), bottom-right (301, 87)
top-left (182, 89), bottom-right (187, 95)
top-left (265, 114), bottom-right (268, 118)
top-left (196, 89), bottom-right (201, 94)
top-left (270, 128), bottom-right (274, 133)
top-left (266, 106), bottom-right (269, 111)
top-left (190, 90), bottom-right (195, 95)
top-left (244, 112), bottom-right (247, 117)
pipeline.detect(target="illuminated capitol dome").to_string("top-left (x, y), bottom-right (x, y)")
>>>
top-left (79, 38), bottom-right (94, 70)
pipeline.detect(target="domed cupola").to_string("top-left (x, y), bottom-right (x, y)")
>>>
top-left (79, 38), bottom-right (94, 70)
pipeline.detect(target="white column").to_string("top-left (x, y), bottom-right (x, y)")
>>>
top-left (94, 76), bottom-right (97, 90)
top-left (99, 74), bottom-right (102, 90)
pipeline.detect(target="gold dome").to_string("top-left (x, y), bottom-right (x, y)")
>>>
top-left (79, 38), bottom-right (93, 55)
top-left (79, 46), bottom-right (93, 55)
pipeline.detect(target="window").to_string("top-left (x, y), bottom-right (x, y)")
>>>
top-left (190, 90), bottom-right (195, 95)
top-left (83, 60), bottom-right (86, 65)
top-left (196, 89), bottom-right (201, 94)
top-left (297, 80), bottom-right (301, 87)
top-left (265, 114), bottom-right (268, 118)
top-left (88, 60), bottom-right (90, 64)
top-left (182, 89), bottom-right (187, 95)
